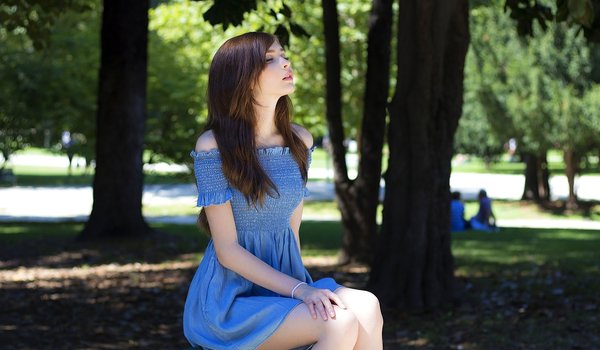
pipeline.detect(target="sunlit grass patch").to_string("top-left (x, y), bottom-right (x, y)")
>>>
top-left (452, 227), bottom-right (600, 276)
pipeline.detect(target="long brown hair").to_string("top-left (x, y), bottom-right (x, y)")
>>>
top-left (198, 32), bottom-right (309, 234)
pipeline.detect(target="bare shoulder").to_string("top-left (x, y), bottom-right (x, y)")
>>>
top-left (291, 124), bottom-right (313, 149)
top-left (195, 130), bottom-right (218, 152)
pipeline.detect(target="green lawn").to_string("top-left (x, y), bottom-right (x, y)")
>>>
top-left (1, 165), bottom-right (192, 186)
top-left (451, 150), bottom-right (600, 175)
top-left (1, 220), bottom-right (597, 269)
top-left (1, 221), bottom-right (599, 349)
top-left (141, 199), bottom-right (600, 224)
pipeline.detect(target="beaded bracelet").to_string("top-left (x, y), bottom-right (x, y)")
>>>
top-left (291, 281), bottom-right (307, 299)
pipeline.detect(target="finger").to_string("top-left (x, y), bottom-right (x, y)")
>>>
top-left (315, 298), bottom-right (328, 320)
top-left (307, 300), bottom-right (317, 320)
top-left (320, 295), bottom-right (336, 318)
top-left (328, 291), bottom-right (347, 310)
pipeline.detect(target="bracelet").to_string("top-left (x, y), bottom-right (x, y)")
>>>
top-left (290, 282), bottom-right (307, 299)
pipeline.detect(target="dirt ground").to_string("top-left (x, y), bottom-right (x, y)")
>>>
top-left (1, 232), bottom-right (599, 350)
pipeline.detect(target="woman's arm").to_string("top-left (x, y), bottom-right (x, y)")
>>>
top-left (206, 202), bottom-right (301, 297)
top-left (206, 201), bottom-right (345, 320)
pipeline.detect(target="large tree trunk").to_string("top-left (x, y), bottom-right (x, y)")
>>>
top-left (369, 0), bottom-right (469, 312)
top-left (322, 0), bottom-right (393, 264)
top-left (81, 0), bottom-right (151, 239)
top-left (521, 151), bottom-right (550, 201)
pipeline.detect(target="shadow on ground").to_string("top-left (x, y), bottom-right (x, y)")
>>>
top-left (1, 223), bottom-right (599, 349)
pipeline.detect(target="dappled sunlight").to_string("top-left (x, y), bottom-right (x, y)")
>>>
top-left (1, 258), bottom-right (197, 349)
top-left (537, 230), bottom-right (600, 240)
top-left (0, 260), bottom-right (195, 283)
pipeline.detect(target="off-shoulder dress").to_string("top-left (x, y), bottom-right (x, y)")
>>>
top-left (183, 146), bottom-right (341, 350)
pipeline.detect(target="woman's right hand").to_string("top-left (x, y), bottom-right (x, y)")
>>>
top-left (293, 284), bottom-right (347, 320)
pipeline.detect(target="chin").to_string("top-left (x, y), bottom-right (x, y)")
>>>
top-left (284, 85), bottom-right (296, 94)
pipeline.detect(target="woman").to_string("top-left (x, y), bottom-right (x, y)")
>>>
top-left (470, 189), bottom-right (498, 231)
top-left (183, 32), bottom-right (383, 350)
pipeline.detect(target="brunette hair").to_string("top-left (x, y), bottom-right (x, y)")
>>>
top-left (198, 32), bottom-right (309, 235)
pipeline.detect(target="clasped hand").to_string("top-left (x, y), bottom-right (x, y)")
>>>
top-left (293, 284), bottom-right (347, 320)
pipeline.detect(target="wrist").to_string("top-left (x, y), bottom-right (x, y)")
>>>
top-left (290, 281), bottom-right (307, 299)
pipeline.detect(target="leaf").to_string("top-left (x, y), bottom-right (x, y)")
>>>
top-left (289, 21), bottom-right (310, 38)
top-left (202, 0), bottom-right (257, 28)
top-left (274, 24), bottom-right (289, 47)
top-left (556, 0), bottom-right (570, 21)
top-left (568, 0), bottom-right (595, 27)
top-left (280, 2), bottom-right (292, 18)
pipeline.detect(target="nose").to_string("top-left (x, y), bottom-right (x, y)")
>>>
top-left (282, 57), bottom-right (290, 69)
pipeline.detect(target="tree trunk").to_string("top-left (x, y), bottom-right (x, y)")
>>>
top-left (369, 0), bottom-right (469, 312)
top-left (322, 0), bottom-right (393, 264)
top-left (81, 0), bottom-right (151, 239)
top-left (563, 147), bottom-right (578, 209)
top-left (521, 151), bottom-right (550, 202)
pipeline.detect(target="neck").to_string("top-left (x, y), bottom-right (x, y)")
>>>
top-left (254, 96), bottom-right (281, 147)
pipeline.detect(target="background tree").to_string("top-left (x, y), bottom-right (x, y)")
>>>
top-left (0, 0), bottom-right (92, 49)
top-left (466, 2), bottom-right (600, 205)
top-left (468, 4), bottom-right (553, 200)
top-left (81, 0), bottom-right (151, 239)
top-left (0, 3), bottom-right (98, 170)
top-left (322, 0), bottom-right (393, 264)
top-left (368, 0), bottom-right (470, 312)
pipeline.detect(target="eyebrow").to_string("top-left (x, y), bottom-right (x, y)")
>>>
top-left (266, 47), bottom-right (285, 53)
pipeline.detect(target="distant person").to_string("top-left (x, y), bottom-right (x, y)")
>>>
top-left (470, 189), bottom-right (498, 231)
top-left (450, 191), bottom-right (468, 232)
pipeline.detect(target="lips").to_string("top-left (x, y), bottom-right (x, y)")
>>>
top-left (283, 73), bottom-right (293, 80)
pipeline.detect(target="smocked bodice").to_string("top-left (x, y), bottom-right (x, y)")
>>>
top-left (190, 146), bottom-right (313, 234)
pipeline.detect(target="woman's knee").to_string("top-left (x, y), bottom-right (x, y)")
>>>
top-left (345, 289), bottom-right (384, 329)
top-left (363, 291), bottom-right (384, 329)
top-left (322, 306), bottom-right (359, 337)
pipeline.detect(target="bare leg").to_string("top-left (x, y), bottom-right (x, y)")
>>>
top-left (258, 303), bottom-right (359, 350)
top-left (335, 287), bottom-right (384, 350)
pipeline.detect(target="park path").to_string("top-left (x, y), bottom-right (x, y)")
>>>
top-left (1, 181), bottom-right (600, 230)
top-left (1, 152), bottom-right (599, 229)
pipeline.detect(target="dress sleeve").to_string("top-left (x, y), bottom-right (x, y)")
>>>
top-left (303, 145), bottom-right (317, 198)
top-left (190, 150), bottom-right (232, 207)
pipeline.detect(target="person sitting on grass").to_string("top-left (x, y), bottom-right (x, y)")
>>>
top-left (470, 189), bottom-right (498, 232)
top-left (450, 191), bottom-right (469, 232)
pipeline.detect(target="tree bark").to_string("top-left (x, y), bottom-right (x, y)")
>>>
top-left (563, 147), bottom-right (578, 209)
top-left (521, 151), bottom-right (550, 202)
top-left (322, 0), bottom-right (393, 264)
top-left (369, 0), bottom-right (469, 312)
top-left (81, 0), bottom-right (151, 239)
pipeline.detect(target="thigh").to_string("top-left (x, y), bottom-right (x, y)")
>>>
top-left (257, 303), bottom-right (348, 350)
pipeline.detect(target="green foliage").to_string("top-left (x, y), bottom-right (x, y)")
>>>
top-left (461, 4), bottom-right (600, 163)
top-left (1, 0), bottom-right (370, 166)
top-left (145, 0), bottom-right (369, 164)
top-left (504, 0), bottom-right (600, 42)
top-left (0, 0), bottom-right (93, 49)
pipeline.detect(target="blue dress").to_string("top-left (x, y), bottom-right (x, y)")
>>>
top-left (183, 145), bottom-right (341, 350)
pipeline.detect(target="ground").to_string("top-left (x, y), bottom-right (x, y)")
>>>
top-left (1, 225), bottom-right (599, 349)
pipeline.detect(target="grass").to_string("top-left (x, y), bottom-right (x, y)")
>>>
top-left (0, 221), bottom-right (342, 264)
top-left (1, 220), bottom-right (598, 270)
top-left (451, 151), bottom-right (600, 175)
top-left (452, 227), bottom-right (600, 274)
top-left (4, 165), bottom-right (193, 186)
top-left (1, 221), bottom-right (599, 349)
top-left (140, 199), bottom-right (600, 225)
top-left (464, 200), bottom-right (600, 221)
